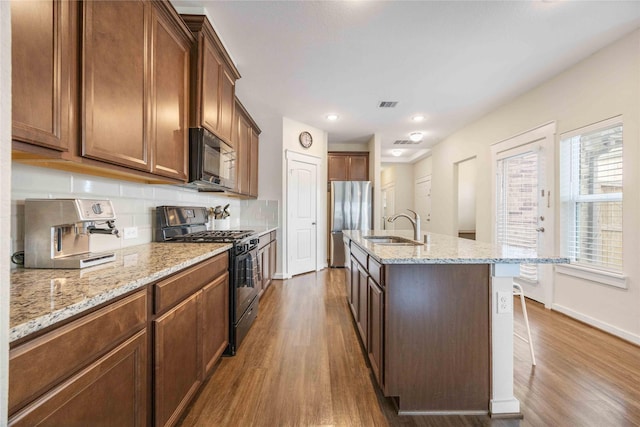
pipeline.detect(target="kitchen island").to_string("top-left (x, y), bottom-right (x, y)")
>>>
top-left (343, 229), bottom-right (568, 417)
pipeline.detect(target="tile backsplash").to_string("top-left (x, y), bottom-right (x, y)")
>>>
top-left (11, 164), bottom-right (279, 267)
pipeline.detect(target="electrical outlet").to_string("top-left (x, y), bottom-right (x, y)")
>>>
top-left (497, 291), bottom-right (512, 314)
top-left (123, 227), bottom-right (138, 240)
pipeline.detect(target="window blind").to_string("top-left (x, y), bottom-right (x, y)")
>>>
top-left (496, 151), bottom-right (539, 282)
top-left (560, 119), bottom-right (623, 272)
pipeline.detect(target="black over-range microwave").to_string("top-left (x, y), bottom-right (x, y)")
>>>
top-left (188, 127), bottom-right (236, 192)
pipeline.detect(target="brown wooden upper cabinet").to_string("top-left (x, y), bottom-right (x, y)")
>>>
top-left (12, 0), bottom-right (193, 184)
top-left (234, 98), bottom-right (261, 198)
top-left (181, 15), bottom-right (241, 147)
top-left (11, 0), bottom-right (74, 153)
top-left (82, 1), bottom-right (193, 181)
top-left (328, 152), bottom-right (369, 181)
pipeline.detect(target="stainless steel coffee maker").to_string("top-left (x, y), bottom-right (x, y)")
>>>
top-left (25, 199), bottom-right (120, 269)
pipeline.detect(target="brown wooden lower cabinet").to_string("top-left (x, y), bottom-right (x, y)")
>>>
top-left (9, 252), bottom-right (231, 427)
top-left (8, 289), bottom-right (148, 427)
top-left (152, 251), bottom-right (229, 427)
top-left (10, 330), bottom-right (147, 427)
top-left (154, 292), bottom-right (202, 427)
top-left (202, 272), bottom-right (229, 376)
top-left (258, 231), bottom-right (278, 298)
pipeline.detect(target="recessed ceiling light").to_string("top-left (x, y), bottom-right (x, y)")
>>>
top-left (411, 115), bottom-right (425, 122)
top-left (409, 132), bottom-right (423, 142)
top-left (391, 149), bottom-right (403, 157)
top-left (326, 113), bottom-right (339, 121)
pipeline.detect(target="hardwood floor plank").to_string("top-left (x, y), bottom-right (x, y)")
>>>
top-left (179, 268), bottom-right (640, 427)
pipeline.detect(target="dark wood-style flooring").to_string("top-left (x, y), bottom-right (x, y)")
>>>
top-left (179, 268), bottom-right (640, 427)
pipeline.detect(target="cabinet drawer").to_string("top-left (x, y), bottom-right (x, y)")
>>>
top-left (154, 252), bottom-right (228, 313)
top-left (10, 330), bottom-right (147, 427)
top-left (368, 256), bottom-right (383, 286)
top-left (270, 231), bottom-right (276, 241)
top-left (351, 243), bottom-right (368, 268)
top-left (9, 290), bottom-right (147, 415)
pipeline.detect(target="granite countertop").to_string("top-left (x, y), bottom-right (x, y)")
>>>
top-left (344, 229), bottom-right (570, 265)
top-left (10, 242), bottom-right (231, 343)
top-left (245, 226), bottom-right (278, 236)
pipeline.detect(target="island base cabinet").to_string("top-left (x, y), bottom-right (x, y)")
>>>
top-left (367, 277), bottom-right (384, 389)
top-left (9, 330), bottom-right (148, 427)
top-left (385, 264), bottom-right (490, 413)
top-left (154, 293), bottom-right (202, 427)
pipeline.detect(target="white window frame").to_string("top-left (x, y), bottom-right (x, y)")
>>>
top-left (557, 116), bottom-right (627, 289)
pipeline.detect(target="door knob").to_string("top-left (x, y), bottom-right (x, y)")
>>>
top-left (536, 227), bottom-right (545, 232)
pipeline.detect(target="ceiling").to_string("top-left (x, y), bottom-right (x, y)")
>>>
top-left (172, 1), bottom-right (640, 163)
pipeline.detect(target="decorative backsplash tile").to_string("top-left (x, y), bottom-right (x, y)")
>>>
top-left (10, 164), bottom-right (277, 268)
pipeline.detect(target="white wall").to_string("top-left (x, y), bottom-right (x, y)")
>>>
top-left (281, 117), bottom-right (328, 276)
top-left (426, 29), bottom-right (640, 343)
top-left (380, 164), bottom-right (415, 230)
top-left (457, 157), bottom-right (477, 233)
top-left (1, 3), bottom-right (10, 423)
top-left (327, 142), bottom-right (370, 152)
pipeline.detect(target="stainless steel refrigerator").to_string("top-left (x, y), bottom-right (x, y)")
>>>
top-left (330, 181), bottom-right (372, 267)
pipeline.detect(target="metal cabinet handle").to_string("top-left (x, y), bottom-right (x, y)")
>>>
top-left (536, 227), bottom-right (545, 232)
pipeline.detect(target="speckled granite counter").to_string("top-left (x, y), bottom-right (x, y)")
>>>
top-left (343, 229), bottom-right (569, 265)
top-left (10, 242), bottom-right (231, 343)
top-left (244, 226), bottom-right (278, 236)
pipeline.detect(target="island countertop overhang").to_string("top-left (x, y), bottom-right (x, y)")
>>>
top-left (343, 229), bottom-right (570, 265)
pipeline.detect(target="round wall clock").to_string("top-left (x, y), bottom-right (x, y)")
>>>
top-left (299, 131), bottom-right (313, 148)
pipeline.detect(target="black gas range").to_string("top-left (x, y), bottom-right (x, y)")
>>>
top-left (155, 206), bottom-right (260, 355)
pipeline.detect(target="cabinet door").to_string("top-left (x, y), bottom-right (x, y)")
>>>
top-left (217, 67), bottom-right (235, 143)
top-left (11, 0), bottom-right (72, 151)
top-left (82, 0), bottom-right (150, 171)
top-left (9, 331), bottom-right (147, 427)
top-left (237, 112), bottom-right (251, 195)
top-left (257, 247), bottom-right (266, 297)
top-left (368, 277), bottom-right (384, 388)
top-left (328, 154), bottom-right (349, 181)
top-left (349, 155), bottom-right (369, 181)
top-left (249, 129), bottom-right (259, 197)
top-left (154, 292), bottom-right (202, 427)
top-left (262, 242), bottom-right (271, 290)
top-left (151, 6), bottom-right (190, 181)
top-left (269, 239), bottom-right (277, 284)
top-left (201, 35), bottom-right (221, 135)
top-left (357, 265), bottom-right (368, 345)
top-left (202, 272), bottom-right (229, 376)
top-left (349, 257), bottom-right (359, 318)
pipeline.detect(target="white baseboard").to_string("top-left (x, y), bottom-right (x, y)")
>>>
top-left (273, 273), bottom-right (291, 280)
top-left (552, 303), bottom-right (640, 346)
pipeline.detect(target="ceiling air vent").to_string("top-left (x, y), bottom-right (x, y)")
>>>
top-left (378, 101), bottom-right (398, 108)
top-left (393, 140), bottom-right (421, 145)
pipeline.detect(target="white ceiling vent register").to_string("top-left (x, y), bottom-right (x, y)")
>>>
top-left (378, 101), bottom-right (398, 108)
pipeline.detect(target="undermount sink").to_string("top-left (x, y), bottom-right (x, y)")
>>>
top-left (362, 235), bottom-right (423, 246)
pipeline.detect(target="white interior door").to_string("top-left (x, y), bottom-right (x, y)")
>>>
top-left (288, 158), bottom-right (317, 276)
top-left (415, 176), bottom-right (432, 233)
top-left (492, 123), bottom-right (555, 306)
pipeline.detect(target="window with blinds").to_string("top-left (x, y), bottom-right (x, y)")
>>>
top-left (496, 151), bottom-right (539, 282)
top-left (560, 117), bottom-right (623, 273)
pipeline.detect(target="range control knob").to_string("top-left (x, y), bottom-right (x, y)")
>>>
top-left (92, 203), bottom-right (103, 215)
